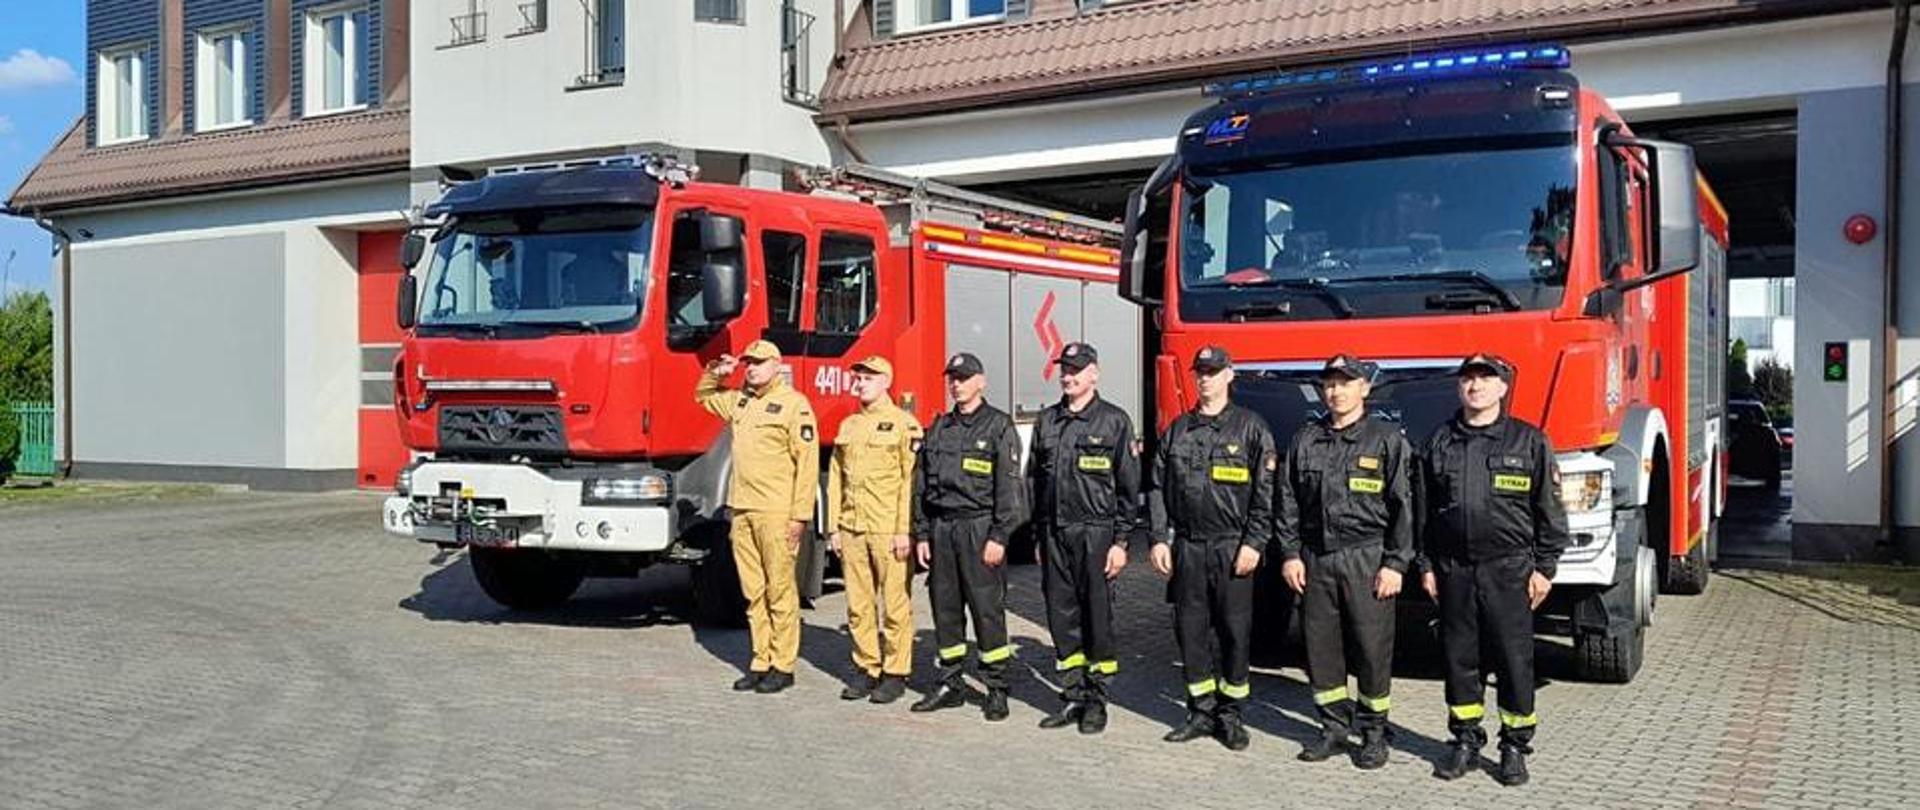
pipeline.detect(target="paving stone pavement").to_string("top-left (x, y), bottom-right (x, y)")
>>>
top-left (3, 491), bottom-right (1918, 809)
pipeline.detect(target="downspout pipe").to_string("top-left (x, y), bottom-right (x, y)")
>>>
top-left (1884, 0), bottom-right (1912, 553)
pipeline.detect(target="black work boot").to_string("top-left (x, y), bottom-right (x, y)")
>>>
top-left (1215, 708), bottom-right (1250, 752)
top-left (754, 670), bottom-right (794, 694)
top-left (1298, 724), bottom-right (1350, 762)
top-left (1077, 700), bottom-right (1108, 735)
top-left (910, 682), bottom-right (967, 713)
top-left (732, 671), bottom-right (764, 692)
top-left (1162, 711), bottom-right (1215, 743)
top-left (983, 688), bottom-right (1010, 722)
top-left (1496, 743), bottom-right (1531, 787)
top-left (869, 676), bottom-right (907, 705)
top-left (841, 674), bottom-right (877, 701)
top-left (1353, 726), bottom-right (1390, 770)
top-left (1434, 728), bottom-right (1486, 780)
top-left (1038, 701), bottom-right (1083, 729)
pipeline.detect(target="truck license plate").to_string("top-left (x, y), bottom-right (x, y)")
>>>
top-left (456, 523), bottom-right (519, 547)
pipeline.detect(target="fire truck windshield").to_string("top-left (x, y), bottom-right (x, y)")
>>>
top-left (1177, 143), bottom-right (1575, 321)
top-left (415, 207), bottom-right (654, 337)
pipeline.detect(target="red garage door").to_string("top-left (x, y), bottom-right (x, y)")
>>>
top-left (357, 231), bottom-right (410, 489)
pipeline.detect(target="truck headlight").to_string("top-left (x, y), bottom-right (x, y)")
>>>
top-left (1558, 469), bottom-right (1610, 514)
top-left (583, 474), bottom-right (670, 504)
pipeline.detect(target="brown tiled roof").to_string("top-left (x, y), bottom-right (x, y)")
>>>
top-left (822, 0), bottom-right (1879, 122)
top-left (6, 107), bottom-right (410, 213)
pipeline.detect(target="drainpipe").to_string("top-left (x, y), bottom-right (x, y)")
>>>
top-left (18, 208), bottom-right (74, 478)
top-left (1884, 1), bottom-right (1913, 553)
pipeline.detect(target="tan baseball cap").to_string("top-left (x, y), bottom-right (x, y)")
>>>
top-left (851, 355), bottom-right (894, 377)
top-left (741, 340), bottom-right (781, 362)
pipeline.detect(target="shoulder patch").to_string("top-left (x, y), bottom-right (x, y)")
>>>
top-left (911, 438), bottom-right (924, 453)
top-left (800, 424), bottom-right (815, 442)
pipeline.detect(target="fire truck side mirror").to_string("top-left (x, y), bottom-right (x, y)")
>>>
top-left (396, 274), bottom-right (418, 330)
top-left (699, 215), bottom-right (743, 253)
top-left (701, 260), bottom-right (746, 322)
top-left (1645, 139), bottom-right (1701, 276)
top-left (400, 232), bottom-right (427, 269)
top-left (1120, 187), bottom-right (1168, 307)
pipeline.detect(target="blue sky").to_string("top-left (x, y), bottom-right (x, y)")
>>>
top-left (1, 2), bottom-right (85, 299)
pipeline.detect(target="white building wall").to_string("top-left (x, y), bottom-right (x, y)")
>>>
top-left (411, 0), bottom-right (835, 171)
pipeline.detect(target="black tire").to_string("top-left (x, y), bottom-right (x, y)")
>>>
top-left (1574, 621), bottom-right (1645, 684)
top-left (1663, 522), bottom-right (1713, 596)
top-left (468, 547), bottom-right (583, 610)
top-left (690, 528), bottom-right (747, 627)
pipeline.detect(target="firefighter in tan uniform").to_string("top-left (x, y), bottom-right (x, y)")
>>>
top-left (696, 339), bottom-right (820, 694)
top-left (825, 356), bottom-right (922, 705)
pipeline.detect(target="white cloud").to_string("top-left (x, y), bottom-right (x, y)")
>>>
top-left (0, 49), bottom-right (78, 92)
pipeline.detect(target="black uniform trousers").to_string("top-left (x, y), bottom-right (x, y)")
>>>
top-left (928, 514), bottom-right (1012, 691)
top-left (1042, 523), bottom-right (1119, 703)
top-left (1301, 544), bottom-right (1396, 733)
top-left (1435, 553), bottom-right (1538, 749)
top-left (1172, 538), bottom-right (1254, 715)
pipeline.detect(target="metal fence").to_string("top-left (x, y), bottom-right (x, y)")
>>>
top-left (7, 401), bottom-right (54, 477)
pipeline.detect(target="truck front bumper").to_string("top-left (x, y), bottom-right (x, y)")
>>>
top-left (382, 461), bottom-right (674, 553)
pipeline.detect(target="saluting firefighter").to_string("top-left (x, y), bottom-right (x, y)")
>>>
top-left (1148, 346), bottom-right (1277, 751)
top-left (825, 355), bottom-right (922, 705)
top-left (1027, 342), bottom-right (1141, 735)
top-left (910, 353), bottom-right (1028, 721)
top-left (695, 339), bottom-right (820, 695)
top-left (1415, 353), bottom-right (1569, 787)
top-left (1275, 354), bottom-right (1414, 769)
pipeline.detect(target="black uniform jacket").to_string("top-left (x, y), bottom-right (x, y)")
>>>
top-left (1149, 403), bottom-right (1277, 552)
top-left (1274, 414), bottom-right (1415, 572)
top-left (1027, 394), bottom-right (1142, 538)
top-left (1413, 412), bottom-right (1570, 578)
top-left (912, 402), bottom-right (1027, 544)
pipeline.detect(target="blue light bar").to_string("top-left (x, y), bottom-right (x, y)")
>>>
top-left (1203, 42), bottom-right (1572, 99)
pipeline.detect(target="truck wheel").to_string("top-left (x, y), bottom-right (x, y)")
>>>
top-left (1663, 522), bottom-right (1713, 596)
top-left (1574, 545), bottom-right (1654, 683)
top-left (468, 547), bottom-right (583, 610)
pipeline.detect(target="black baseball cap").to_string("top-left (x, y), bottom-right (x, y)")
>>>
top-left (1056, 342), bottom-right (1098, 372)
top-left (1321, 353), bottom-right (1379, 383)
top-left (944, 352), bottom-right (984, 379)
top-left (1191, 345), bottom-right (1232, 374)
top-left (1457, 353), bottom-right (1515, 382)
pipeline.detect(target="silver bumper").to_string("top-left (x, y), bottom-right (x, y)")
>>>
top-left (382, 461), bottom-right (673, 553)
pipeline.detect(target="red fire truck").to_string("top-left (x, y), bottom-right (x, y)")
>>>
top-left (1118, 44), bottom-right (1730, 683)
top-left (380, 159), bottom-right (1135, 623)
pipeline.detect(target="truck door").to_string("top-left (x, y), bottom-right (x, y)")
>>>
top-left (1599, 134), bottom-right (1654, 410)
top-left (798, 227), bottom-right (900, 441)
top-left (652, 202), bottom-right (762, 457)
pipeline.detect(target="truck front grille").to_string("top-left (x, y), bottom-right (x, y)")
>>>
top-left (438, 405), bottom-right (567, 457)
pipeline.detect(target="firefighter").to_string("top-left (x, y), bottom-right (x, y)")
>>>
top-left (1148, 346), bottom-right (1276, 751)
top-left (1028, 342), bottom-right (1140, 735)
top-left (695, 339), bottom-right (819, 694)
top-left (1416, 353), bottom-right (1570, 787)
top-left (826, 356), bottom-right (921, 705)
top-left (910, 353), bottom-right (1027, 721)
top-left (1275, 354), bottom-right (1414, 769)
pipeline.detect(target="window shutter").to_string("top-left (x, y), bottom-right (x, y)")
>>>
top-left (873, 0), bottom-right (894, 38)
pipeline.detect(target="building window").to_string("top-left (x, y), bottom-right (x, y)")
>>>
top-left (96, 46), bottom-right (149, 144)
top-left (196, 28), bottom-right (251, 131)
top-left (902, 0), bottom-right (1004, 32)
top-left (695, 0), bottom-right (742, 24)
top-left (304, 4), bottom-right (370, 116)
top-left (576, 0), bottom-right (624, 87)
top-left (449, 0), bottom-right (486, 46)
top-left (514, 0), bottom-right (548, 34)
top-left (780, 1), bottom-right (816, 107)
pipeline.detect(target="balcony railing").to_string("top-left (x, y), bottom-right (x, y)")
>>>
top-left (781, 2), bottom-right (817, 107)
top-left (450, 11), bottom-right (487, 46)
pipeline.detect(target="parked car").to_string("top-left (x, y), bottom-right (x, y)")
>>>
top-left (1727, 400), bottom-right (1783, 490)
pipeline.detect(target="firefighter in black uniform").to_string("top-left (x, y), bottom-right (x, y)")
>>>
top-left (910, 353), bottom-right (1028, 722)
top-left (1028, 342), bottom-right (1140, 735)
top-left (1149, 346), bottom-right (1276, 751)
top-left (1275, 354), bottom-right (1414, 770)
top-left (1416, 353), bottom-right (1569, 786)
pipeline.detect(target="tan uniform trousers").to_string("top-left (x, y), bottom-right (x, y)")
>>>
top-left (731, 510), bottom-right (800, 674)
top-left (841, 532), bottom-right (913, 678)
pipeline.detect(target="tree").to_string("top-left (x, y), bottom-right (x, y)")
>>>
top-left (1727, 338), bottom-right (1755, 400)
top-left (0, 290), bottom-right (55, 469)
top-left (1752, 356), bottom-right (1794, 421)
